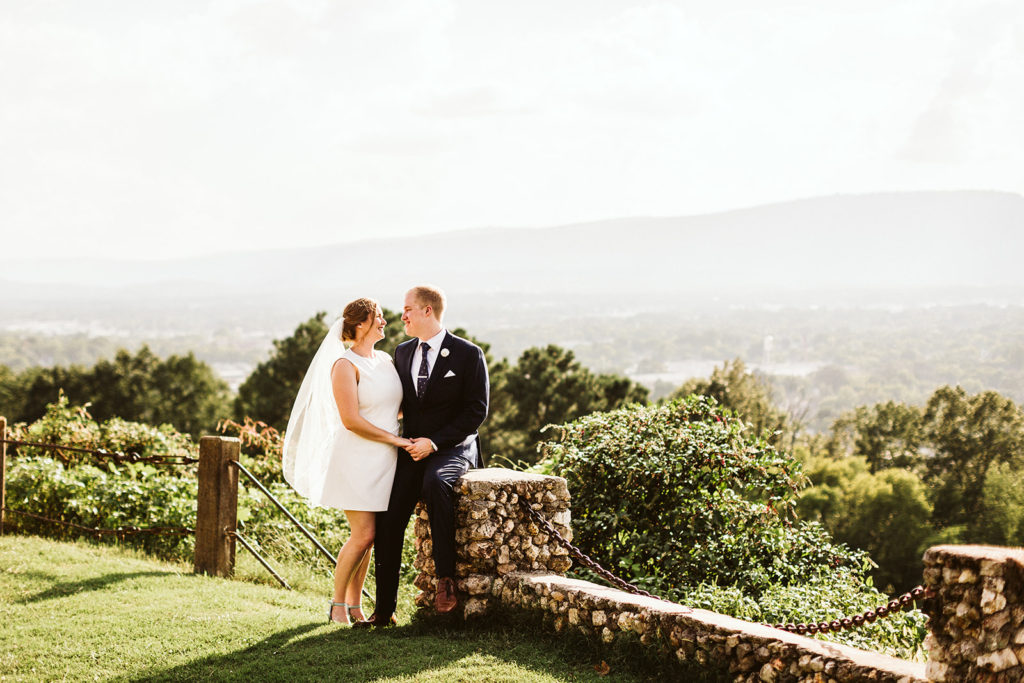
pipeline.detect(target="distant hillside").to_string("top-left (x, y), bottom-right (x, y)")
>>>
top-left (3, 191), bottom-right (1022, 306)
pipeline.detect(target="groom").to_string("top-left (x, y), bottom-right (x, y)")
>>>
top-left (364, 285), bottom-right (489, 626)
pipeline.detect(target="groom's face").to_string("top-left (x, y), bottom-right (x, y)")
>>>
top-left (402, 291), bottom-right (432, 338)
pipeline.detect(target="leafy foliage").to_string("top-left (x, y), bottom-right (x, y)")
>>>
top-left (826, 401), bottom-right (923, 471)
top-left (3, 347), bottom-right (230, 437)
top-left (489, 345), bottom-right (648, 466)
top-left (10, 393), bottom-right (196, 466)
top-left (671, 359), bottom-right (789, 445)
top-left (921, 386), bottom-right (1024, 529)
top-left (234, 308), bottom-right (409, 431)
top-left (540, 395), bottom-right (924, 655)
top-left (4, 398), bottom-right (421, 579)
top-left (544, 396), bottom-right (832, 590)
top-left (5, 456), bottom-right (197, 558)
top-left (798, 457), bottom-right (932, 592)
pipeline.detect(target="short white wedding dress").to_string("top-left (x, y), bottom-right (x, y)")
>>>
top-left (282, 319), bottom-right (404, 512)
top-left (318, 350), bottom-right (403, 511)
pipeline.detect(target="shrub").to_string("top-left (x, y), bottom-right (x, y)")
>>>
top-left (10, 393), bottom-right (195, 467)
top-left (5, 399), bottom-right (415, 579)
top-left (540, 395), bottom-right (925, 656)
top-left (4, 457), bottom-right (196, 559)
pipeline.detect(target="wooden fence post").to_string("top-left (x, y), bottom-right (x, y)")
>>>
top-left (194, 435), bottom-right (240, 577)
top-left (1, 416), bottom-right (6, 536)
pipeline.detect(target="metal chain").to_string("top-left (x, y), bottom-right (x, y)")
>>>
top-left (1, 437), bottom-right (198, 465)
top-left (517, 499), bottom-right (934, 633)
top-left (2, 506), bottom-right (194, 537)
top-left (768, 585), bottom-right (934, 635)
top-left (517, 499), bottom-right (669, 602)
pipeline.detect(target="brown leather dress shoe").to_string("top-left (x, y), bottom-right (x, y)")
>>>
top-left (435, 577), bottom-right (458, 614)
top-left (351, 612), bottom-right (398, 629)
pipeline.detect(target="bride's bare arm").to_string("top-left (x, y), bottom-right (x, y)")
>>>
top-left (331, 359), bottom-right (410, 448)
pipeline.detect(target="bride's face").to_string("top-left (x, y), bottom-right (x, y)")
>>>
top-left (359, 307), bottom-right (387, 344)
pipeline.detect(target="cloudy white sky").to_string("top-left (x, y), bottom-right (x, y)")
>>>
top-left (1, 0), bottom-right (1021, 261)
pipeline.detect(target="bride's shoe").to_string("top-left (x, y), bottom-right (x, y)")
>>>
top-left (327, 600), bottom-right (350, 625)
top-left (347, 604), bottom-right (368, 624)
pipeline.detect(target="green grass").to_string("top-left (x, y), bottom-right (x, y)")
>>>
top-left (0, 535), bottom-right (710, 682)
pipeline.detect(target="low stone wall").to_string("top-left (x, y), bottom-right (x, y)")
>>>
top-left (412, 468), bottom-right (927, 682)
top-left (497, 572), bottom-right (925, 683)
top-left (922, 544), bottom-right (1024, 681)
top-left (412, 468), bottom-right (572, 617)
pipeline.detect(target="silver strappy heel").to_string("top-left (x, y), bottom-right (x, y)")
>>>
top-left (327, 600), bottom-right (349, 624)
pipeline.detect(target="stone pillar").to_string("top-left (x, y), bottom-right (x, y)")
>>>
top-left (413, 468), bottom-right (572, 619)
top-left (923, 544), bottom-right (1024, 682)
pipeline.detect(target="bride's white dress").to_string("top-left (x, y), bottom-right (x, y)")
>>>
top-left (311, 349), bottom-right (402, 511)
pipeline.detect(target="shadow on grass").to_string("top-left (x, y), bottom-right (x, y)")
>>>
top-left (126, 610), bottom-right (728, 683)
top-left (14, 569), bottom-right (173, 604)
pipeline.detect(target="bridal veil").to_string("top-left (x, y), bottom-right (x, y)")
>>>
top-left (282, 318), bottom-right (346, 503)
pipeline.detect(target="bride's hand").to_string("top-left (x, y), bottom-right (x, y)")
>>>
top-left (395, 437), bottom-right (413, 449)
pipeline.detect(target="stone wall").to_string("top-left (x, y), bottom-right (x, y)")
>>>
top-left (412, 468), bottom-right (572, 618)
top-left (413, 467), bottom-right (927, 682)
top-left (922, 544), bottom-right (1024, 682)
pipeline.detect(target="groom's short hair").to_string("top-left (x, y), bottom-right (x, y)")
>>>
top-left (410, 285), bottom-right (446, 320)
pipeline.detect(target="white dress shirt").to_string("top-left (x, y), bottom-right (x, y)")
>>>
top-left (411, 328), bottom-right (447, 393)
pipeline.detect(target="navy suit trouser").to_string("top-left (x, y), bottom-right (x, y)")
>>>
top-left (374, 446), bottom-right (475, 617)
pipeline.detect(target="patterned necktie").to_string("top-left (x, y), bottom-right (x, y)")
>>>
top-left (416, 342), bottom-right (430, 397)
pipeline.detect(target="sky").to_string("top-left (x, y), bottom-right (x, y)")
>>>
top-left (1, 0), bottom-right (1021, 261)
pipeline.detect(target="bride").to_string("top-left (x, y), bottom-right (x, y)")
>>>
top-left (282, 298), bottom-right (408, 625)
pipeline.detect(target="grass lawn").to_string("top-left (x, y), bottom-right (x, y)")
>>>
top-left (0, 535), bottom-right (697, 682)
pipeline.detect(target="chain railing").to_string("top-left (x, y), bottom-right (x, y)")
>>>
top-left (518, 499), bottom-right (675, 604)
top-left (1, 437), bottom-right (198, 466)
top-left (767, 585), bottom-right (934, 635)
top-left (1, 430), bottom-right (197, 542)
top-left (518, 498), bottom-right (934, 635)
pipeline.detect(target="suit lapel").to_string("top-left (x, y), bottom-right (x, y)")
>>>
top-left (396, 340), bottom-right (417, 399)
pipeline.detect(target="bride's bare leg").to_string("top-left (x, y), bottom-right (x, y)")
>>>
top-left (331, 510), bottom-right (375, 623)
top-left (345, 547), bottom-right (372, 620)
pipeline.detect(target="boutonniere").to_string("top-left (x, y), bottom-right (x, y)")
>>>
top-left (440, 348), bottom-right (450, 358)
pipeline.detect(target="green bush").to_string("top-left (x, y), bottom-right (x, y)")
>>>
top-left (540, 395), bottom-right (925, 656)
top-left (4, 457), bottom-right (196, 559)
top-left (5, 399), bottom-right (417, 580)
top-left (11, 393), bottom-right (195, 467)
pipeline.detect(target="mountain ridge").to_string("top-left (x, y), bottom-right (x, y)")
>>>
top-left (3, 191), bottom-right (1021, 300)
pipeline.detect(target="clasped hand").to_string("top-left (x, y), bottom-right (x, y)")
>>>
top-left (397, 437), bottom-right (434, 461)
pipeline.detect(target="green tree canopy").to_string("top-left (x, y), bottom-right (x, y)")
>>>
top-left (672, 359), bottom-right (789, 445)
top-left (922, 385), bottom-right (1024, 529)
top-left (234, 309), bottom-right (411, 431)
top-left (798, 456), bottom-right (932, 593)
top-left (7, 347), bottom-right (230, 437)
top-left (487, 344), bottom-right (648, 465)
top-left (826, 400), bottom-right (924, 472)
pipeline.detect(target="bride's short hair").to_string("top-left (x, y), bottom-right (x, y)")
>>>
top-left (341, 297), bottom-right (379, 341)
top-left (409, 285), bottom-right (445, 320)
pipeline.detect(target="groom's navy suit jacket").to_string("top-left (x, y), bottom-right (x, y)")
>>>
top-left (394, 331), bottom-right (489, 463)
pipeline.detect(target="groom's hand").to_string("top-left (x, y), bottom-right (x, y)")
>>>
top-left (406, 437), bottom-right (434, 461)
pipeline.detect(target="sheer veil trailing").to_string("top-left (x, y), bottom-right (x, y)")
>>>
top-left (282, 318), bottom-right (346, 504)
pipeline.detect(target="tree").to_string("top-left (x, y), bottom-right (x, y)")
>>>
top-left (7, 347), bottom-right (230, 437)
top-left (235, 313), bottom-right (331, 431)
top-left (235, 308), bottom-right (414, 431)
top-left (672, 359), bottom-right (788, 444)
top-left (974, 462), bottom-right (1024, 546)
top-left (486, 345), bottom-right (648, 465)
top-left (922, 386), bottom-right (1024, 529)
top-left (798, 456), bottom-right (932, 592)
top-left (827, 401), bottom-right (923, 472)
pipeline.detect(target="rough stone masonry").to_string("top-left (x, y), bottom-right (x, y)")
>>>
top-left (412, 468), bottom-right (928, 682)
